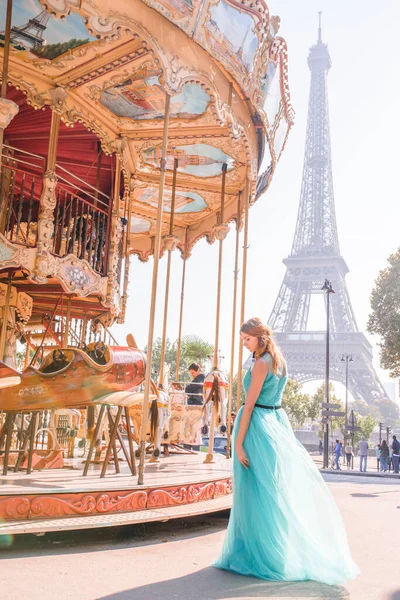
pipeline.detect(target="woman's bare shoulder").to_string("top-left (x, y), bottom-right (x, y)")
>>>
top-left (253, 358), bottom-right (269, 374)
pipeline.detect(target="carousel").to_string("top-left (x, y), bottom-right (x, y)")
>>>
top-left (0, 0), bottom-right (293, 535)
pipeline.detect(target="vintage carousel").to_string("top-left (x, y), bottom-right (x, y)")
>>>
top-left (0, 0), bottom-right (293, 535)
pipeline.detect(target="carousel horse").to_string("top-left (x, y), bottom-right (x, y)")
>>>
top-left (148, 364), bottom-right (171, 462)
top-left (126, 364), bottom-right (171, 462)
top-left (201, 369), bottom-right (228, 436)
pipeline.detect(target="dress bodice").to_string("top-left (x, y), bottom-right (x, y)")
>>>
top-left (243, 352), bottom-right (287, 406)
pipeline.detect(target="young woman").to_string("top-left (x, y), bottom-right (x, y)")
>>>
top-left (380, 440), bottom-right (389, 472)
top-left (214, 317), bottom-right (359, 585)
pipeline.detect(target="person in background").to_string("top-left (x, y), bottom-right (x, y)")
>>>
top-left (391, 435), bottom-right (400, 474)
top-left (375, 444), bottom-right (381, 472)
top-left (183, 363), bottom-right (205, 451)
top-left (358, 436), bottom-right (369, 472)
top-left (388, 444), bottom-right (393, 472)
top-left (185, 363), bottom-right (205, 405)
top-left (230, 411), bottom-right (237, 434)
top-left (319, 439), bottom-right (323, 455)
top-left (340, 441), bottom-right (345, 465)
top-left (379, 440), bottom-right (389, 472)
top-left (333, 439), bottom-right (342, 470)
top-left (344, 440), bottom-right (353, 469)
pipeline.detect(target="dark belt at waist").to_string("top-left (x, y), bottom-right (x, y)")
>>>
top-left (254, 404), bottom-right (282, 410)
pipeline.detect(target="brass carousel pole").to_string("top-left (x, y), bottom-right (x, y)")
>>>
top-left (204, 163), bottom-right (228, 464)
top-left (63, 297), bottom-right (72, 347)
top-left (175, 227), bottom-right (188, 381)
top-left (226, 192), bottom-right (241, 459)
top-left (120, 188), bottom-right (133, 323)
top-left (137, 94), bottom-right (171, 485)
top-left (0, 0), bottom-right (18, 232)
top-left (159, 158), bottom-right (178, 386)
top-left (0, 275), bottom-right (13, 361)
top-left (236, 181), bottom-right (250, 406)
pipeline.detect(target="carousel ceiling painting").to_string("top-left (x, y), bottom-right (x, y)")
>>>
top-left (1, 0), bottom-right (96, 60)
top-left (1, 0), bottom-right (294, 261)
top-left (134, 186), bottom-right (207, 213)
top-left (130, 216), bottom-right (152, 234)
top-left (206, 0), bottom-right (258, 75)
top-left (101, 77), bottom-right (210, 121)
top-left (159, 0), bottom-right (194, 20)
top-left (142, 144), bottom-right (234, 178)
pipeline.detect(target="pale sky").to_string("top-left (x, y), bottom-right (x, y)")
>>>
top-left (113, 0), bottom-right (400, 402)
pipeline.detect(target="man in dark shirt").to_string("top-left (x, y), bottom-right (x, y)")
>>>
top-left (185, 363), bottom-right (205, 405)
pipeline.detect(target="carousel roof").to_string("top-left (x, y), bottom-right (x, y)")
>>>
top-left (2, 0), bottom-right (294, 260)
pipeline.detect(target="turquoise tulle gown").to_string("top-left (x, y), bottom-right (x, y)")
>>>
top-left (214, 353), bottom-right (359, 585)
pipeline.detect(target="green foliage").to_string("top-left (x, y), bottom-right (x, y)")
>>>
top-left (232, 372), bottom-right (246, 411)
top-left (355, 414), bottom-right (376, 447)
top-left (372, 398), bottom-right (399, 427)
top-left (181, 335), bottom-right (214, 367)
top-left (313, 383), bottom-right (378, 444)
top-left (15, 350), bottom-right (26, 371)
top-left (146, 335), bottom-right (214, 382)
top-left (281, 379), bottom-right (313, 428)
top-left (314, 383), bottom-right (346, 439)
top-left (368, 247), bottom-right (400, 377)
top-left (33, 38), bottom-right (91, 60)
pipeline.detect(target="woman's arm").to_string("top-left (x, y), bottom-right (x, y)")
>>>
top-left (235, 359), bottom-right (268, 468)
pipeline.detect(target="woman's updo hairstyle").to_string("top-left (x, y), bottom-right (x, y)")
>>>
top-left (240, 317), bottom-right (284, 374)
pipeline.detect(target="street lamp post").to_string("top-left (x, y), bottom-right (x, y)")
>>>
top-left (322, 279), bottom-right (335, 469)
top-left (341, 354), bottom-right (353, 432)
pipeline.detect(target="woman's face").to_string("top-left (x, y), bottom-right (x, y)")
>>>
top-left (240, 331), bottom-right (259, 353)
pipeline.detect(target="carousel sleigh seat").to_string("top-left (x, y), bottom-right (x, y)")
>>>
top-left (0, 361), bottom-right (21, 389)
top-left (0, 345), bottom-right (146, 412)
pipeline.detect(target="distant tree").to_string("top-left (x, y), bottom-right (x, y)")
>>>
top-left (146, 337), bottom-right (182, 381)
top-left (181, 335), bottom-right (213, 370)
top-left (232, 372), bottom-right (246, 411)
top-left (354, 414), bottom-right (377, 447)
top-left (350, 399), bottom-right (383, 424)
top-left (281, 379), bottom-right (312, 428)
top-left (314, 383), bottom-right (345, 439)
top-left (145, 334), bottom-right (214, 384)
top-left (313, 384), bottom-right (378, 445)
top-left (15, 350), bottom-right (26, 371)
top-left (368, 248), bottom-right (400, 377)
top-left (371, 398), bottom-right (399, 428)
top-left (307, 390), bottom-right (321, 421)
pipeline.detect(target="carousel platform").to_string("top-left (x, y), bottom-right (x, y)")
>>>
top-left (0, 453), bottom-right (232, 536)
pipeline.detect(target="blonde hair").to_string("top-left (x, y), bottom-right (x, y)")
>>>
top-left (240, 317), bottom-right (284, 374)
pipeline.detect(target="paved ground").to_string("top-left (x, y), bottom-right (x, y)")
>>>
top-left (0, 474), bottom-right (399, 600)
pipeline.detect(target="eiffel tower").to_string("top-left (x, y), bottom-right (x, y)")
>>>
top-left (268, 19), bottom-right (388, 405)
top-left (10, 9), bottom-right (51, 51)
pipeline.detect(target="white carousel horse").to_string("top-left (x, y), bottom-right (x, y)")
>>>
top-left (202, 369), bottom-right (228, 436)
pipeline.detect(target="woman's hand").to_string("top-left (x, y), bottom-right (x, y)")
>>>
top-left (236, 443), bottom-right (250, 469)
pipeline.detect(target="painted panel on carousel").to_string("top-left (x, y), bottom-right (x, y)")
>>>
top-left (258, 134), bottom-right (272, 176)
top-left (142, 144), bottom-right (234, 177)
top-left (155, 0), bottom-right (194, 20)
top-left (130, 216), bottom-right (151, 234)
top-left (134, 186), bottom-right (207, 213)
top-left (1, 0), bottom-right (96, 60)
top-left (101, 76), bottom-right (210, 121)
top-left (274, 116), bottom-right (289, 160)
top-left (204, 0), bottom-right (258, 76)
top-left (263, 60), bottom-right (282, 127)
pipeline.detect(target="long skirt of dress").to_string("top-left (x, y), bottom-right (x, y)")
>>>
top-left (214, 406), bottom-right (359, 585)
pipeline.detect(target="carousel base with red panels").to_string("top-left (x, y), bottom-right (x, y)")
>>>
top-left (0, 453), bottom-right (232, 536)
